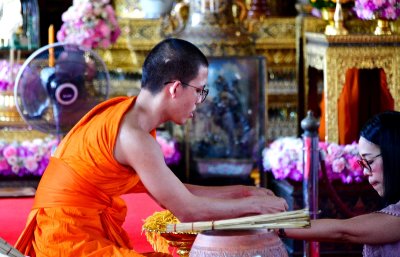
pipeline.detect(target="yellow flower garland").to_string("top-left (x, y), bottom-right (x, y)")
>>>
top-left (142, 210), bottom-right (180, 253)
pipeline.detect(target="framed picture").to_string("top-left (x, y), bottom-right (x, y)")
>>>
top-left (186, 56), bottom-right (266, 180)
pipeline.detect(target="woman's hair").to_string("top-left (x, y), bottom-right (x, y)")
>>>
top-left (360, 111), bottom-right (400, 205)
top-left (141, 38), bottom-right (209, 94)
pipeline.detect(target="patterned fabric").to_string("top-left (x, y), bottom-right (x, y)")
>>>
top-left (363, 200), bottom-right (400, 257)
top-left (15, 96), bottom-right (168, 257)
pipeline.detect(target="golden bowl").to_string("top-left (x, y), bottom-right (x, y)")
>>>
top-left (142, 210), bottom-right (198, 256)
top-left (143, 229), bottom-right (197, 257)
top-left (160, 232), bottom-right (198, 257)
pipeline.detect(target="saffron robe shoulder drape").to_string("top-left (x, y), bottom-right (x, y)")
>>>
top-left (15, 96), bottom-right (171, 257)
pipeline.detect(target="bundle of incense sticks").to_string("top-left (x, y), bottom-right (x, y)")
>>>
top-left (166, 209), bottom-right (310, 233)
top-left (0, 237), bottom-right (25, 257)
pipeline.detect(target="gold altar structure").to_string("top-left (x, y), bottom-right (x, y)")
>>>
top-left (304, 32), bottom-right (400, 143)
top-left (251, 18), bottom-right (298, 139)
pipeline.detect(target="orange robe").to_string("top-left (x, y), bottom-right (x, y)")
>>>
top-left (15, 96), bottom-right (170, 257)
top-left (319, 68), bottom-right (394, 144)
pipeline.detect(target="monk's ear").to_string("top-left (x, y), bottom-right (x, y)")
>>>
top-left (168, 81), bottom-right (179, 99)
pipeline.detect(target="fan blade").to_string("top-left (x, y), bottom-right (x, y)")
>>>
top-left (17, 65), bottom-right (49, 118)
top-left (14, 42), bottom-right (110, 135)
top-left (51, 97), bottom-right (100, 134)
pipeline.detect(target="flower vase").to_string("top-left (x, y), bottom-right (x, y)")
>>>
top-left (140, 0), bottom-right (174, 19)
top-left (321, 7), bottom-right (336, 34)
top-left (170, 0), bottom-right (255, 56)
top-left (374, 18), bottom-right (393, 35)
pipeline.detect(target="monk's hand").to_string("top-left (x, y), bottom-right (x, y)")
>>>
top-left (242, 185), bottom-right (276, 197)
top-left (258, 195), bottom-right (288, 213)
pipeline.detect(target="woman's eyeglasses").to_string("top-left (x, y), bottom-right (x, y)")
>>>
top-left (164, 81), bottom-right (209, 103)
top-left (356, 153), bottom-right (381, 172)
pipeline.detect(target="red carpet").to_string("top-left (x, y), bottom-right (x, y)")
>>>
top-left (0, 193), bottom-right (164, 253)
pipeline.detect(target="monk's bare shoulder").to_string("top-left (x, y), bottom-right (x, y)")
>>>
top-left (114, 118), bottom-right (162, 166)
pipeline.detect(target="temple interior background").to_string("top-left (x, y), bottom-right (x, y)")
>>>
top-left (0, 0), bottom-right (399, 256)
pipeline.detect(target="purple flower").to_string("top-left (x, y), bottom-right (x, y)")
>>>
top-left (332, 157), bottom-right (346, 173)
top-left (0, 60), bottom-right (22, 92)
top-left (354, 0), bottom-right (400, 20)
top-left (24, 156), bottom-right (39, 172)
top-left (156, 131), bottom-right (182, 166)
top-left (263, 137), bottom-right (365, 184)
top-left (0, 159), bottom-right (10, 170)
top-left (3, 145), bottom-right (17, 159)
top-left (0, 137), bottom-right (59, 177)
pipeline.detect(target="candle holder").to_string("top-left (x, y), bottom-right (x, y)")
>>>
top-left (374, 18), bottom-right (393, 35)
top-left (324, 1), bottom-right (349, 35)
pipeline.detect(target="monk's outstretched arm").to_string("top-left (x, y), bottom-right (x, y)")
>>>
top-left (184, 183), bottom-right (276, 199)
top-left (115, 129), bottom-right (287, 222)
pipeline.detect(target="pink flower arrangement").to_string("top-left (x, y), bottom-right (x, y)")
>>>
top-left (0, 131), bottom-right (181, 177)
top-left (0, 60), bottom-right (21, 92)
top-left (262, 137), bottom-right (365, 184)
top-left (57, 0), bottom-right (121, 49)
top-left (156, 131), bottom-right (181, 165)
top-left (0, 137), bottom-right (59, 177)
top-left (354, 0), bottom-right (400, 20)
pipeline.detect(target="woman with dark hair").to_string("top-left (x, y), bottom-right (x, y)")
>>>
top-left (278, 111), bottom-right (400, 256)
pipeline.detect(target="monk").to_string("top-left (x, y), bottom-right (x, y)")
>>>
top-left (15, 38), bottom-right (288, 257)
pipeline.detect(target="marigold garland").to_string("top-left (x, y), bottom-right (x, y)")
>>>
top-left (142, 210), bottom-right (180, 253)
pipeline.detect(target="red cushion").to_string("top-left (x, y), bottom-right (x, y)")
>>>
top-left (0, 193), bottom-right (164, 253)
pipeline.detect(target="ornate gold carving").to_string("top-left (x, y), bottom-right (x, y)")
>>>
top-left (250, 18), bottom-right (296, 46)
top-left (256, 49), bottom-right (296, 66)
top-left (305, 32), bottom-right (400, 143)
top-left (393, 19), bottom-right (400, 34)
top-left (302, 17), bottom-right (327, 34)
top-left (250, 17), bottom-right (298, 138)
top-left (113, 0), bottom-right (142, 19)
top-left (345, 19), bottom-right (375, 34)
top-left (251, 18), bottom-right (296, 68)
top-left (0, 91), bottom-right (27, 127)
top-left (310, 32), bottom-right (400, 44)
top-left (0, 129), bottom-right (49, 142)
top-left (301, 16), bottom-right (378, 35)
top-left (306, 45), bottom-right (325, 70)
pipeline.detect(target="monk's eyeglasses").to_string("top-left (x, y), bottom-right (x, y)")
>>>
top-left (164, 81), bottom-right (209, 103)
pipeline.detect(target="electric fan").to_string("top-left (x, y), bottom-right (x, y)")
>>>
top-left (13, 42), bottom-right (110, 136)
